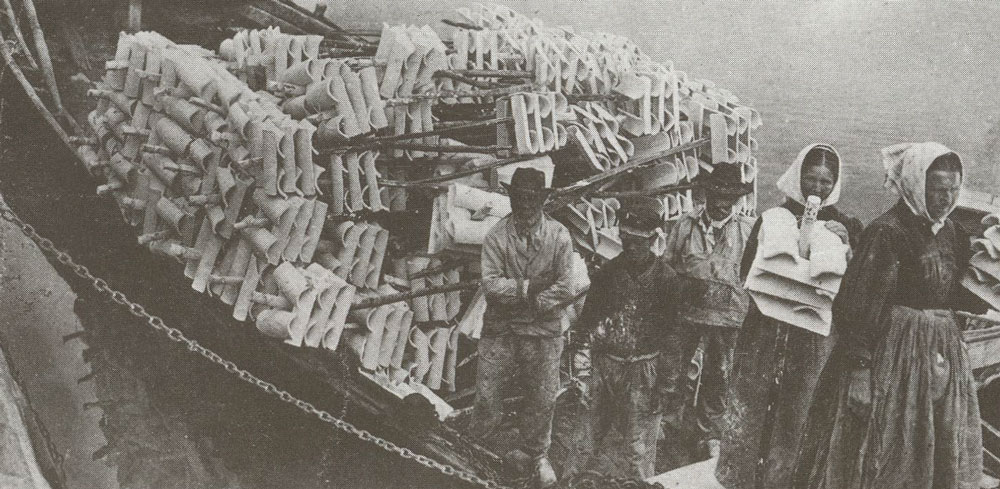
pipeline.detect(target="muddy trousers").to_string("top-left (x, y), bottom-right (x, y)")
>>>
top-left (564, 354), bottom-right (662, 480)
top-left (470, 334), bottom-right (563, 461)
top-left (661, 326), bottom-right (737, 441)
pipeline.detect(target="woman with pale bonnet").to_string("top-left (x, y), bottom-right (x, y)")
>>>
top-left (793, 142), bottom-right (987, 489)
top-left (716, 143), bottom-right (862, 488)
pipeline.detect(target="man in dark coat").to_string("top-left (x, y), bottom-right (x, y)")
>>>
top-left (565, 196), bottom-right (698, 479)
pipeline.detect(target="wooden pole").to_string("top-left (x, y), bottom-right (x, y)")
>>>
top-left (591, 183), bottom-right (698, 199)
top-left (545, 138), bottom-right (711, 211)
top-left (378, 153), bottom-right (544, 188)
top-left (449, 69), bottom-right (534, 79)
top-left (18, 0), bottom-right (63, 113)
top-left (350, 280), bottom-right (481, 310)
top-left (338, 117), bottom-right (513, 147)
top-left (433, 70), bottom-right (496, 90)
top-left (127, 0), bottom-right (142, 32)
top-left (240, 5), bottom-right (307, 35)
top-left (328, 142), bottom-right (511, 155)
top-left (0, 0), bottom-right (37, 69)
top-left (251, 0), bottom-right (371, 48)
top-left (0, 29), bottom-right (73, 149)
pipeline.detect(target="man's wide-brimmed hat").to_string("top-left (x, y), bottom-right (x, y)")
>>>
top-left (501, 167), bottom-right (554, 196)
top-left (702, 163), bottom-right (754, 198)
top-left (619, 196), bottom-right (663, 238)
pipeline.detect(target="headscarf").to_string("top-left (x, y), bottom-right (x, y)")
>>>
top-left (776, 143), bottom-right (843, 208)
top-left (881, 142), bottom-right (963, 234)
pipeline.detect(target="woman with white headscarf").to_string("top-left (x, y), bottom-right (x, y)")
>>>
top-left (793, 142), bottom-right (987, 489)
top-left (716, 144), bottom-right (863, 489)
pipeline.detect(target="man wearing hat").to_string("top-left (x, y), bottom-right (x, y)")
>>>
top-left (471, 167), bottom-right (576, 487)
top-left (660, 163), bottom-right (754, 459)
top-left (564, 196), bottom-right (697, 480)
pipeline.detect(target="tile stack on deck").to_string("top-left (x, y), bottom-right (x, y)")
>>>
top-left (80, 4), bottom-right (762, 406)
top-left (965, 213), bottom-right (1000, 310)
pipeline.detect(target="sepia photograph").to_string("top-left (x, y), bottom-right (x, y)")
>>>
top-left (0, 1), bottom-right (998, 488)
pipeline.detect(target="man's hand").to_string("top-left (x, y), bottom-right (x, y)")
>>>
top-left (825, 221), bottom-right (850, 245)
top-left (528, 280), bottom-right (556, 314)
top-left (846, 366), bottom-right (871, 419)
top-left (528, 279), bottom-right (554, 298)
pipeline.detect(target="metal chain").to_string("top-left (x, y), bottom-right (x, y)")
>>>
top-left (0, 202), bottom-right (507, 489)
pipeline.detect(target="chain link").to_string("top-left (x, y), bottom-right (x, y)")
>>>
top-left (0, 203), bottom-right (507, 489)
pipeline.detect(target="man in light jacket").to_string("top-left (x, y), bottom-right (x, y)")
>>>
top-left (661, 163), bottom-right (754, 459)
top-left (471, 167), bottom-right (575, 488)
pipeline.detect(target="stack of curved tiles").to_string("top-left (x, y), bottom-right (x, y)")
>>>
top-left (505, 92), bottom-right (570, 155)
top-left (679, 83), bottom-right (762, 217)
top-left (84, 32), bottom-right (393, 362)
top-left (313, 220), bottom-right (389, 290)
top-left (342, 285), bottom-right (415, 372)
top-left (427, 156), bottom-right (555, 254)
top-left (373, 24), bottom-right (447, 158)
top-left (560, 191), bottom-right (695, 261)
top-left (444, 7), bottom-right (682, 167)
top-left (964, 214), bottom-right (1000, 310)
top-left (562, 198), bottom-right (618, 260)
top-left (79, 2), bottom-right (763, 398)
top-left (745, 207), bottom-right (850, 336)
top-left (362, 257), bottom-right (460, 392)
top-left (220, 33), bottom-right (391, 215)
top-left (219, 27), bottom-right (324, 88)
top-left (440, 6), bottom-right (761, 223)
top-left (431, 182), bottom-right (510, 250)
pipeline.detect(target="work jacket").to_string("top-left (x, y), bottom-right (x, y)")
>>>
top-left (481, 214), bottom-right (576, 337)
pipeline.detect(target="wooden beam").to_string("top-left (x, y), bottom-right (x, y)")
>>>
top-left (329, 142), bottom-right (510, 155)
top-left (545, 137), bottom-right (710, 211)
top-left (377, 153), bottom-right (543, 188)
top-left (591, 183), bottom-right (698, 199)
top-left (331, 117), bottom-right (512, 147)
top-left (450, 69), bottom-right (535, 79)
top-left (254, 0), bottom-right (371, 48)
top-left (239, 5), bottom-right (306, 35)
top-left (1, 0), bottom-right (38, 70)
top-left (20, 0), bottom-right (63, 113)
top-left (0, 29), bottom-right (74, 149)
top-left (350, 280), bottom-right (481, 310)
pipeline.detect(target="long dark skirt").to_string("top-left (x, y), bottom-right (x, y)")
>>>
top-left (793, 306), bottom-right (982, 489)
top-left (715, 305), bottom-right (835, 488)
